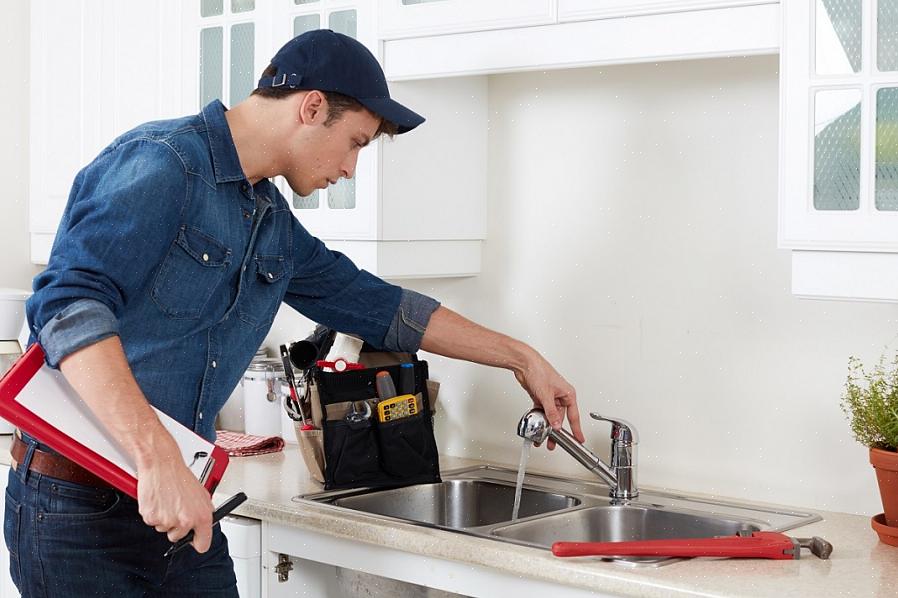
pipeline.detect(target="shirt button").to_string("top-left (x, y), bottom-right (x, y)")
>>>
top-left (199, 412), bottom-right (204, 420)
top-left (241, 183), bottom-right (248, 192)
top-left (202, 253), bottom-right (209, 262)
top-left (211, 360), bottom-right (217, 368)
top-left (267, 272), bottom-right (273, 279)
top-left (243, 210), bottom-right (251, 219)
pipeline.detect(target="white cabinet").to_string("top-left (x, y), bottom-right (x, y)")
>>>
top-left (257, 1), bottom-right (486, 278)
top-left (382, 3), bottom-right (779, 81)
top-left (263, 522), bottom-right (609, 598)
top-left (780, 0), bottom-right (898, 301)
top-left (301, 75), bottom-right (488, 278)
top-left (269, 0), bottom-right (377, 242)
top-left (377, 0), bottom-right (556, 40)
top-left (29, 0), bottom-right (187, 265)
top-left (30, 0), bottom-right (486, 278)
top-left (181, 0), bottom-right (274, 117)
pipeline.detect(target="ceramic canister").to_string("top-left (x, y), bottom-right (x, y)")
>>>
top-left (242, 357), bottom-right (289, 437)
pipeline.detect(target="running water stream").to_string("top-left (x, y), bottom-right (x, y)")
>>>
top-left (511, 438), bottom-right (532, 521)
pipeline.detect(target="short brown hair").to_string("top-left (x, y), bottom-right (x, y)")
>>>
top-left (252, 64), bottom-right (398, 139)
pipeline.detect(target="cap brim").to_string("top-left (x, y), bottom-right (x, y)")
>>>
top-left (357, 97), bottom-right (425, 134)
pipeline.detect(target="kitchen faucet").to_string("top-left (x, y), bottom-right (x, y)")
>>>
top-left (516, 409), bottom-right (638, 500)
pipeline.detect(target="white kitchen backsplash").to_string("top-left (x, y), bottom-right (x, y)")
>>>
top-left (330, 55), bottom-right (896, 517)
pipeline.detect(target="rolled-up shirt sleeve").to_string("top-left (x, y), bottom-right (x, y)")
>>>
top-left (27, 138), bottom-right (187, 367)
top-left (284, 219), bottom-right (440, 353)
top-left (37, 299), bottom-right (120, 367)
top-left (383, 288), bottom-right (440, 353)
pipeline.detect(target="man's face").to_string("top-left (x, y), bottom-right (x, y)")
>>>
top-left (284, 95), bottom-right (380, 198)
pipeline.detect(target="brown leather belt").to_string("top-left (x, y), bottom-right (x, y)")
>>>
top-left (10, 433), bottom-right (113, 489)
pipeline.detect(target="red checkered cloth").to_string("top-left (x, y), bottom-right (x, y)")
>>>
top-left (215, 430), bottom-right (285, 457)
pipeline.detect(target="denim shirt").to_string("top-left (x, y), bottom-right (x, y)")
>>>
top-left (27, 100), bottom-right (440, 442)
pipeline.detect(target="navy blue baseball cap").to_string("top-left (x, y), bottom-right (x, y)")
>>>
top-left (257, 30), bottom-right (425, 134)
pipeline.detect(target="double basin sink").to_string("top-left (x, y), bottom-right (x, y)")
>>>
top-left (299, 465), bottom-right (821, 566)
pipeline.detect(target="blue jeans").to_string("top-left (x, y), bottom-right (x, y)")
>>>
top-left (4, 442), bottom-right (238, 597)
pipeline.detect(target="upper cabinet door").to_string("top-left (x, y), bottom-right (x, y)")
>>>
top-left (780, 0), bottom-right (898, 251)
top-left (268, 0), bottom-right (378, 240)
top-left (30, 0), bottom-right (186, 264)
top-left (377, 0), bottom-right (556, 40)
top-left (558, 0), bottom-right (777, 22)
top-left (181, 0), bottom-right (274, 114)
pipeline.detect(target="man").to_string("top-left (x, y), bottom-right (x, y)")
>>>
top-left (6, 30), bottom-right (582, 596)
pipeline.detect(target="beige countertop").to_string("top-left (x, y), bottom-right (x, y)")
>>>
top-left (211, 446), bottom-right (897, 598)
top-left (3, 437), bottom-right (896, 597)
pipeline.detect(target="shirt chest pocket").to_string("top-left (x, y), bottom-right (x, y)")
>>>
top-left (237, 255), bottom-right (287, 330)
top-left (152, 225), bottom-right (232, 320)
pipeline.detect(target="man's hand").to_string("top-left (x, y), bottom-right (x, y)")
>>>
top-left (137, 434), bottom-right (214, 553)
top-left (512, 348), bottom-right (584, 449)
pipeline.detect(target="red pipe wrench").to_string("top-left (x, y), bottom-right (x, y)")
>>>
top-left (552, 531), bottom-right (832, 560)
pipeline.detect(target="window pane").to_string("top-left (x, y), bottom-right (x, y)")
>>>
top-left (294, 190), bottom-right (320, 209)
top-left (816, 0), bottom-right (862, 75)
top-left (200, 27), bottom-right (223, 107)
top-left (295, 0), bottom-right (318, 4)
top-left (328, 178), bottom-right (356, 210)
top-left (294, 14), bottom-right (320, 37)
top-left (329, 10), bottom-right (357, 39)
top-left (231, 0), bottom-right (255, 13)
top-left (814, 89), bottom-right (861, 211)
top-left (230, 23), bottom-right (254, 104)
top-left (876, 88), bottom-right (898, 210)
top-left (201, 0), bottom-right (223, 17)
top-left (880, 0), bottom-right (898, 71)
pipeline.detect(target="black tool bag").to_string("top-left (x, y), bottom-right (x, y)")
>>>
top-left (315, 358), bottom-right (440, 490)
top-left (293, 329), bottom-right (441, 491)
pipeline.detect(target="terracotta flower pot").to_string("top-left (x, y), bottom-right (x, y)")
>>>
top-left (870, 447), bottom-right (898, 527)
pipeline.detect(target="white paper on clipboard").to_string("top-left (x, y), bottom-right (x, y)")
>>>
top-left (14, 361), bottom-right (217, 486)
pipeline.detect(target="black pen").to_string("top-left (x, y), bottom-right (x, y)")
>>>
top-left (163, 491), bottom-right (248, 558)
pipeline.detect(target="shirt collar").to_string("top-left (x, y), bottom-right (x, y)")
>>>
top-left (201, 100), bottom-right (247, 184)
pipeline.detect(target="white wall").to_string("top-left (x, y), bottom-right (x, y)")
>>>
top-left (1, 2), bottom-right (42, 291)
top-left (389, 56), bottom-right (897, 517)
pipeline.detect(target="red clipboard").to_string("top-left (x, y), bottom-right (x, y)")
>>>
top-left (0, 343), bottom-right (229, 499)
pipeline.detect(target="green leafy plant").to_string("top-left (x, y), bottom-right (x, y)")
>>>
top-left (842, 354), bottom-right (898, 452)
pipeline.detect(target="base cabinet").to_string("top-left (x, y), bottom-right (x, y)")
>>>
top-left (263, 521), bottom-right (615, 598)
top-left (221, 515), bottom-right (262, 598)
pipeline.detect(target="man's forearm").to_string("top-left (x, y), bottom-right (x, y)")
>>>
top-left (58, 334), bottom-right (214, 550)
top-left (419, 305), bottom-right (582, 439)
top-left (58, 335), bottom-right (174, 469)
top-left (419, 306), bottom-right (536, 373)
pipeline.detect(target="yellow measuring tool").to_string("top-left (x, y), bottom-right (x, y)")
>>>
top-left (377, 394), bottom-right (418, 423)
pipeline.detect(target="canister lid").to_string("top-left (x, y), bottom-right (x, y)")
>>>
top-left (245, 357), bottom-right (285, 373)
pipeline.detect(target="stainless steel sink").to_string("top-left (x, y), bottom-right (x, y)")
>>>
top-left (491, 505), bottom-right (759, 551)
top-left (333, 480), bottom-right (580, 529)
top-left (298, 465), bottom-right (821, 567)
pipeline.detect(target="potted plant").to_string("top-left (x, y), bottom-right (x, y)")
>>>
top-left (842, 354), bottom-right (898, 546)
